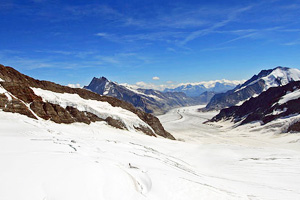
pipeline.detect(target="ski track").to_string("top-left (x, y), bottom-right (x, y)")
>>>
top-left (1, 106), bottom-right (300, 199)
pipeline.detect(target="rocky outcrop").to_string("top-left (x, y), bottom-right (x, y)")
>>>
top-left (0, 64), bottom-right (174, 139)
top-left (210, 81), bottom-right (300, 133)
top-left (0, 93), bottom-right (37, 119)
top-left (288, 122), bottom-right (300, 132)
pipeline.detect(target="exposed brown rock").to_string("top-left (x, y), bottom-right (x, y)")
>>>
top-left (0, 94), bottom-right (37, 119)
top-left (66, 106), bottom-right (104, 124)
top-left (134, 125), bottom-right (156, 137)
top-left (1, 82), bottom-right (42, 103)
top-left (105, 117), bottom-right (127, 130)
top-left (288, 121), bottom-right (300, 133)
top-left (137, 110), bottom-right (175, 139)
top-left (0, 64), bottom-right (175, 139)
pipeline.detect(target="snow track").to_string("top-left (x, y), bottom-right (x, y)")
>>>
top-left (1, 106), bottom-right (300, 199)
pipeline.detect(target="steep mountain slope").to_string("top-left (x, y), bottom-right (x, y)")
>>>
top-left (84, 77), bottom-right (204, 115)
top-left (193, 91), bottom-right (217, 103)
top-left (164, 79), bottom-right (243, 97)
top-left (0, 64), bottom-right (174, 139)
top-left (202, 67), bottom-right (300, 111)
top-left (210, 80), bottom-right (300, 132)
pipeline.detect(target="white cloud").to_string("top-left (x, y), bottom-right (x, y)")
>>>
top-left (152, 76), bottom-right (160, 80)
top-left (95, 32), bottom-right (108, 37)
top-left (134, 81), bottom-right (167, 91)
top-left (67, 83), bottom-right (81, 88)
top-left (181, 6), bottom-right (253, 45)
top-left (283, 39), bottom-right (300, 46)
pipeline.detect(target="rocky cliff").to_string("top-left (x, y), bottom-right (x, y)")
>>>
top-left (202, 67), bottom-right (300, 111)
top-left (210, 81), bottom-right (300, 133)
top-left (0, 64), bottom-right (175, 139)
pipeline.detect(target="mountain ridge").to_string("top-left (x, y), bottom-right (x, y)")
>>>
top-left (201, 66), bottom-right (300, 111)
top-left (209, 80), bottom-right (300, 133)
top-left (0, 64), bottom-right (174, 139)
top-left (164, 79), bottom-right (244, 97)
top-left (84, 76), bottom-right (208, 115)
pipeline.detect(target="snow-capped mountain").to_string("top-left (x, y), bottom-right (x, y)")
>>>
top-left (164, 79), bottom-right (244, 97)
top-left (0, 64), bottom-right (174, 139)
top-left (210, 80), bottom-right (300, 133)
top-left (202, 66), bottom-right (300, 111)
top-left (84, 77), bottom-right (206, 115)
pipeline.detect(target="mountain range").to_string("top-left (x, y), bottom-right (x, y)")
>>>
top-left (2, 64), bottom-right (300, 136)
top-left (84, 77), bottom-right (211, 115)
top-left (202, 66), bottom-right (300, 111)
top-left (164, 79), bottom-right (244, 97)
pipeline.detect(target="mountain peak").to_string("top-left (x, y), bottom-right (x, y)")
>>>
top-left (203, 66), bottom-right (300, 111)
top-left (98, 76), bottom-right (109, 81)
top-left (274, 66), bottom-right (289, 71)
top-left (91, 76), bottom-right (109, 82)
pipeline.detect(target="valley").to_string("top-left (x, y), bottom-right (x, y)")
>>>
top-left (159, 105), bottom-right (300, 200)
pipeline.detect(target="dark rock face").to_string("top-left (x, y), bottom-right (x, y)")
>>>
top-left (84, 77), bottom-right (205, 115)
top-left (288, 122), bottom-right (300, 132)
top-left (204, 80), bottom-right (265, 111)
top-left (210, 81), bottom-right (300, 133)
top-left (105, 117), bottom-right (127, 130)
top-left (0, 64), bottom-right (174, 139)
top-left (193, 91), bottom-right (216, 104)
top-left (202, 67), bottom-right (299, 112)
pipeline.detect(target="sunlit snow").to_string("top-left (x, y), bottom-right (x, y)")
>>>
top-left (278, 89), bottom-right (300, 105)
top-left (31, 87), bottom-right (153, 132)
top-left (1, 105), bottom-right (300, 200)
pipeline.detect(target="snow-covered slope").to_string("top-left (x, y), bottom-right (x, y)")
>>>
top-left (203, 66), bottom-right (300, 111)
top-left (236, 67), bottom-right (300, 92)
top-left (278, 89), bottom-right (300, 105)
top-left (164, 79), bottom-right (244, 97)
top-left (0, 111), bottom-right (226, 200)
top-left (2, 105), bottom-right (300, 200)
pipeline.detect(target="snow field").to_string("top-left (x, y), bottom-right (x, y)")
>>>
top-left (0, 111), bottom-right (242, 200)
top-left (1, 104), bottom-right (300, 199)
top-left (159, 105), bottom-right (300, 199)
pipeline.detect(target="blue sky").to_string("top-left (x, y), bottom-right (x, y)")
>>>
top-left (1, 0), bottom-right (300, 89)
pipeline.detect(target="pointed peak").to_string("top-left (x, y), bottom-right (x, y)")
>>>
top-left (91, 76), bottom-right (109, 82)
top-left (98, 76), bottom-right (109, 81)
